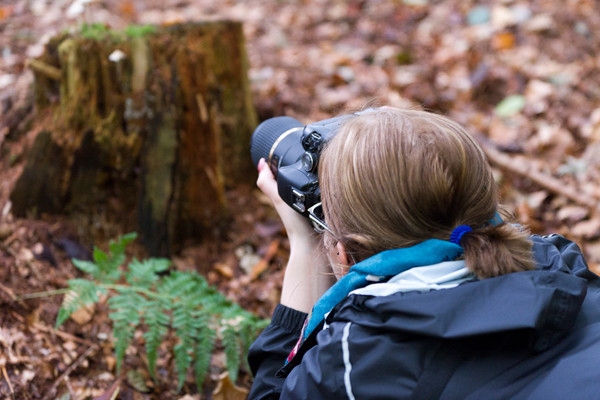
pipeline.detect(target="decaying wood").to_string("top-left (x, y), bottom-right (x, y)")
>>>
top-left (26, 59), bottom-right (61, 81)
top-left (478, 136), bottom-right (600, 214)
top-left (10, 22), bottom-right (257, 256)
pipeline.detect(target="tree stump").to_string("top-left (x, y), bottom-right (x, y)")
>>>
top-left (10, 22), bottom-right (257, 256)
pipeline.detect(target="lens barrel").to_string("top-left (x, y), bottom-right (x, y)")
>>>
top-left (250, 116), bottom-right (304, 167)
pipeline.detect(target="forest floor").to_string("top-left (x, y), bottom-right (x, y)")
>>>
top-left (1, 0), bottom-right (600, 399)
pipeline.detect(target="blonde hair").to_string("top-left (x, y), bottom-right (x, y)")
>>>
top-left (319, 108), bottom-right (534, 279)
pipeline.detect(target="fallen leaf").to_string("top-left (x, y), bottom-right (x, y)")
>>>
top-left (93, 380), bottom-right (121, 400)
top-left (20, 369), bottom-right (36, 385)
top-left (492, 32), bottom-right (515, 50)
top-left (126, 369), bottom-right (149, 392)
top-left (251, 239), bottom-right (281, 280)
top-left (495, 95), bottom-right (526, 118)
top-left (105, 355), bottom-right (116, 372)
top-left (212, 372), bottom-right (248, 400)
top-left (572, 219), bottom-right (600, 239)
top-left (0, 6), bottom-right (14, 20)
top-left (70, 303), bottom-right (95, 325)
top-left (556, 206), bottom-right (588, 223)
top-left (214, 263), bottom-right (235, 279)
top-left (118, 1), bottom-right (136, 18)
top-left (0, 223), bottom-right (12, 240)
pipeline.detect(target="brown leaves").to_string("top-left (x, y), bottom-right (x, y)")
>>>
top-left (212, 373), bottom-right (249, 400)
top-left (93, 380), bottom-right (121, 400)
top-left (0, 0), bottom-right (600, 397)
top-left (0, 6), bottom-right (14, 20)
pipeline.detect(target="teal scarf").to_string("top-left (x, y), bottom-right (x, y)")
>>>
top-left (303, 239), bottom-right (463, 338)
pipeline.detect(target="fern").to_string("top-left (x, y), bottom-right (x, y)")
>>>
top-left (72, 232), bottom-right (136, 282)
top-left (142, 297), bottom-right (171, 380)
top-left (54, 233), bottom-right (269, 392)
top-left (194, 319), bottom-right (216, 390)
top-left (108, 288), bottom-right (145, 372)
top-left (55, 279), bottom-right (105, 328)
top-left (172, 291), bottom-right (200, 390)
top-left (222, 322), bottom-right (242, 382)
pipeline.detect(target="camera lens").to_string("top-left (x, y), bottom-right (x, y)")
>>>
top-left (250, 116), bottom-right (304, 167)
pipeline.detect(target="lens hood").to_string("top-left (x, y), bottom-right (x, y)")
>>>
top-left (250, 116), bottom-right (304, 167)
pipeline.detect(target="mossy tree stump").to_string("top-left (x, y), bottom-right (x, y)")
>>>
top-left (10, 22), bottom-right (257, 256)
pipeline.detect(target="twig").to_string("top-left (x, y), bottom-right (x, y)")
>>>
top-left (0, 283), bottom-right (27, 308)
top-left (16, 288), bottom-right (70, 300)
top-left (477, 136), bottom-right (600, 214)
top-left (0, 282), bottom-right (18, 302)
top-left (32, 323), bottom-right (97, 347)
top-left (1, 365), bottom-right (15, 398)
top-left (65, 376), bottom-right (79, 400)
top-left (41, 345), bottom-right (98, 400)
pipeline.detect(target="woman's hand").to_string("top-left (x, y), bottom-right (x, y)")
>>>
top-left (256, 158), bottom-right (335, 313)
top-left (256, 158), bottom-right (315, 242)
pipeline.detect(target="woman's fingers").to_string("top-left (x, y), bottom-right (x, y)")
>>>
top-left (256, 158), bottom-right (315, 238)
top-left (256, 158), bottom-right (280, 203)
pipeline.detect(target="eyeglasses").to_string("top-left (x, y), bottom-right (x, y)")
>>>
top-left (307, 202), bottom-right (335, 236)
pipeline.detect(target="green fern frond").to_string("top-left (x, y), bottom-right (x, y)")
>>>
top-left (56, 279), bottom-right (104, 328)
top-left (88, 232), bottom-right (137, 282)
top-left (222, 323), bottom-right (241, 383)
top-left (91, 246), bottom-right (122, 282)
top-left (54, 233), bottom-right (270, 392)
top-left (126, 258), bottom-right (170, 288)
top-left (109, 232), bottom-right (138, 256)
top-left (142, 298), bottom-right (171, 380)
top-left (174, 340), bottom-right (193, 392)
top-left (172, 294), bottom-right (201, 391)
top-left (113, 325), bottom-right (135, 373)
top-left (108, 290), bottom-right (145, 371)
top-left (194, 321), bottom-right (216, 389)
top-left (159, 271), bottom-right (195, 297)
top-left (71, 258), bottom-right (100, 277)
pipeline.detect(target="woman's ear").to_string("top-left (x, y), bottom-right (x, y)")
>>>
top-left (336, 242), bottom-right (351, 266)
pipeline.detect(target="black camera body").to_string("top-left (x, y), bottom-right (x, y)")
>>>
top-left (250, 111), bottom-right (368, 216)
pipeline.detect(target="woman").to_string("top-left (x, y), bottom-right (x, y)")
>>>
top-left (248, 108), bottom-right (600, 399)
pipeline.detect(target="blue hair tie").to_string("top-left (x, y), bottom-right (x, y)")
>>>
top-left (450, 225), bottom-right (472, 245)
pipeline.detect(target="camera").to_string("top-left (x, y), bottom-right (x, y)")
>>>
top-left (250, 110), bottom-right (372, 217)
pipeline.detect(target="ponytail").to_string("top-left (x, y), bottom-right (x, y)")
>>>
top-left (460, 223), bottom-right (534, 279)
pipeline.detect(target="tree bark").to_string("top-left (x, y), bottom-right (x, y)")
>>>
top-left (10, 21), bottom-right (257, 256)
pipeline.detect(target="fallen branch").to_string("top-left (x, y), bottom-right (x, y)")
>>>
top-left (41, 344), bottom-right (98, 400)
top-left (26, 59), bottom-right (61, 81)
top-left (477, 136), bottom-right (600, 215)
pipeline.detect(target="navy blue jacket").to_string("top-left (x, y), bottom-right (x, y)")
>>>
top-left (248, 235), bottom-right (600, 399)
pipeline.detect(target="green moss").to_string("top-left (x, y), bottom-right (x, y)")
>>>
top-left (79, 23), bottom-right (157, 42)
top-left (124, 25), bottom-right (157, 37)
top-left (80, 23), bottom-right (111, 40)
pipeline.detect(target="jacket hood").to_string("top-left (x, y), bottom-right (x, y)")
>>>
top-left (330, 234), bottom-right (589, 352)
